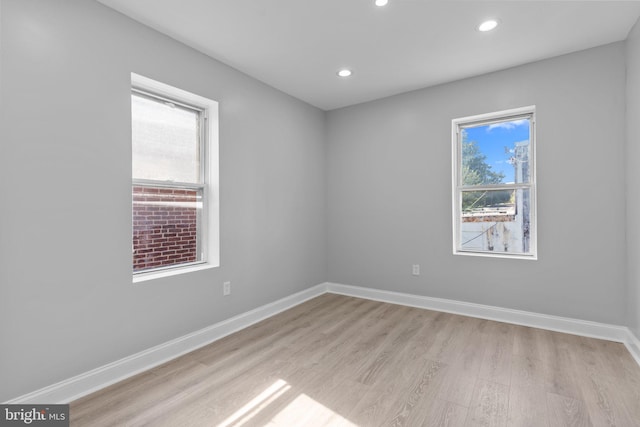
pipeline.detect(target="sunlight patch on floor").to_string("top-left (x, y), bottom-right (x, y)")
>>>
top-left (269, 392), bottom-right (357, 426)
top-left (217, 379), bottom-right (290, 427)
top-left (217, 379), bottom-right (357, 427)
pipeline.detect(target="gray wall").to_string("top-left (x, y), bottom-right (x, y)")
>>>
top-left (627, 18), bottom-right (640, 339)
top-left (0, 0), bottom-right (326, 402)
top-left (327, 43), bottom-right (628, 325)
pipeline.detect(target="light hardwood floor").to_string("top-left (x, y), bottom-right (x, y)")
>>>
top-left (70, 294), bottom-right (640, 426)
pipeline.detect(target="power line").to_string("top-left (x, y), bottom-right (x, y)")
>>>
top-left (461, 222), bottom-right (498, 246)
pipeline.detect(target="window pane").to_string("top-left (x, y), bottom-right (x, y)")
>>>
top-left (132, 93), bottom-right (200, 183)
top-left (460, 189), bottom-right (531, 254)
top-left (461, 118), bottom-right (531, 186)
top-left (133, 186), bottom-right (202, 272)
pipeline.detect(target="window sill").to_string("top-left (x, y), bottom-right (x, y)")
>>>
top-left (133, 262), bottom-right (217, 283)
top-left (454, 250), bottom-right (538, 261)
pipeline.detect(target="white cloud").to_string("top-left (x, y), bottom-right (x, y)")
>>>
top-left (487, 119), bottom-right (528, 131)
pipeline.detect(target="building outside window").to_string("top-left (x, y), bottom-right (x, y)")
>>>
top-left (131, 74), bottom-right (219, 278)
top-left (452, 106), bottom-right (537, 259)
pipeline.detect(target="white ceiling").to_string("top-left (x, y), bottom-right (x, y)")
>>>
top-left (97, 0), bottom-right (640, 110)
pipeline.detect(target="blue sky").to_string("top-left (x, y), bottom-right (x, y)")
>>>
top-left (464, 119), bottom-right (530, 183)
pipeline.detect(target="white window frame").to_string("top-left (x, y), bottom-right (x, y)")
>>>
top-left (131, 73), bottom-right (220, 282)
top-left (451, 106), bottom-right (537, 260)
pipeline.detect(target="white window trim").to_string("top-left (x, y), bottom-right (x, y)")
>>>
top-left (451, 105), bottom-right (537, 260)
top-left (133, 263), bottom-right (217, 284)
top-left (131, 73), bottom-right (220, 282)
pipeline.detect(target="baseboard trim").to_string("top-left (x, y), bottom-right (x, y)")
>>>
top-left (6, 283), bottom-right (327, 404)
top-left (626, 328), bottom-right (640, 366)
top-left (325, 282), bottom-right (640, 366)
top-left (7, 281), bottom-right (640, 403)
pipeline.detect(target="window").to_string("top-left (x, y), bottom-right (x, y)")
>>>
top-left (131, 74), bottom-right (219, 279)
top-left (452, 106), bottom-right (537, 259)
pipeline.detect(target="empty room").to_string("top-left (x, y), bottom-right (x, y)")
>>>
top-left (2, 0), bottom-right (640, 425)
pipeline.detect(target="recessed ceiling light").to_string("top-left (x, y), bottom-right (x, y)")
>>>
top-left (337, 69), bottom-right (353, 78)
top-left (478, 19), bottom-right (499, 32)
top-left (375, 0), bottom-right (388, 6)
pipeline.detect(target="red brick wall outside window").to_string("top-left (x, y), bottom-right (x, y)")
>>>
top-left (133, 186), bottom-right (199, 272)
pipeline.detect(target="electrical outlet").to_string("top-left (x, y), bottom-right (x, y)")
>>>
top-left (412, 264), bottom-right (420, 276)
top-left (223, 281), bottom-right (231, 296)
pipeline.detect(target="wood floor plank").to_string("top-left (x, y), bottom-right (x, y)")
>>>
top-left (477, 322), bottom-right (515, 386)
top-left (222, 301), bottom-right (402, 425)
top-left (346, 357), bottom-right (446, 427)
top-left (385, 359), bottom-right (447, 426)
top-left (354, 305), bottom-right (434, 385)
top-left (546, 392), bottom-right (592, 427)
top-left (424, 312), bottom-right (476, 363)
top-left (464, 379), bottom-right (509, 427)
top-left (69, 295), bottom-right (640, 427)
top-left (340, 309), bottom-right (449, 425)
top-left (617, 368), bottom-right (640, 422)
top-left (513, 324), bottom-right (544, 360)
top-left (507, 383), bottom-right (548, 427)
top-left (567, 335), bottom-right (627, 382)
top-left (140, 399), bottom-right (215, 427)
top-left (574, 370), bottom-right (638, 427)
top-left (436, 319), bottom-right (487, 407)
top-left (511, 354), bottom-right (545, 389)
top-left (542, 334), bottom-right (585, 400)
top-left (192, 294), bottom-right (353, 366)
top-left (70, 370), bottom-right (163, 426)
top-left (279, 298), bottom-right (388, 371)
top-left (422, 399), bottom-right (469, 427)
top-left (131, 305), bottom-right (362, 426)
top-left (283, 301), bottom-right (408, 385)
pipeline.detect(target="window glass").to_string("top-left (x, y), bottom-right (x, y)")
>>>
top-left (132, 186), bottom-right (202, 272)
top-left (460, 119), bottom-right (531, 186)
top-left (460, 189), bottom-right (531, 254)
top-left (132, 92), bottom-right (201, 183)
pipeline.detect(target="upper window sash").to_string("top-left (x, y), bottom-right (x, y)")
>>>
top-left (132, 88), bottom-right (205, 114)
top-left (457, 113), bottom-right (533, 133)
top-left (131, 91), bottom-right (208, 184)
top-left (455, 113), bottom-right (534, 189)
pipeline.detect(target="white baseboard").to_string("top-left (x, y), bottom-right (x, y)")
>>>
top-left (325, 282), bottom-right (640, 367)
top-left (626, 329), bottom-right (640, 366)
top-left (7, 281), bottom-right (640, 404)
top-left (6, 283), bottom-right (326, 404)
